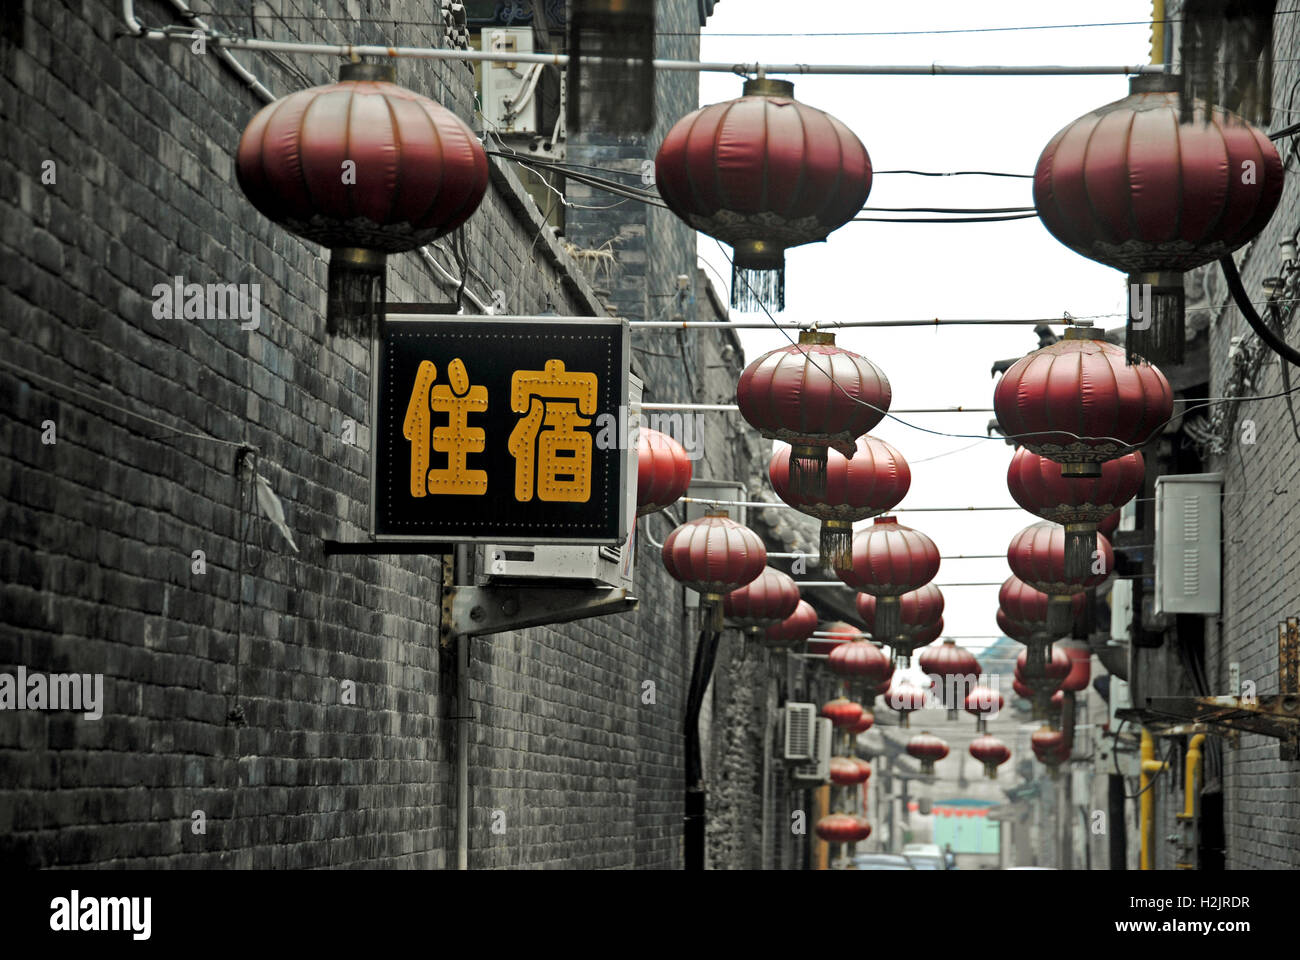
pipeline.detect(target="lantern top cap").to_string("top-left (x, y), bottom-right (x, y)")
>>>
top-left (339, 61), bottom-right (397, 83)
top-left (1063, 323), bottom-right (1105, 341)
top-left (1129, 71), bottom-right (1180, 95)
top-left (796, 329), bottom-right (836, 346)
top-left (873, 514), bottom-right (899, 524)
top-left (705, 508), bottom-right (730, 519)
top-left (743, 77), bottom-right (796, 98)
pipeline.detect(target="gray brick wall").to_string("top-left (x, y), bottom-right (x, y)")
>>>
top-left (0, 0), bottom-right (803, 869)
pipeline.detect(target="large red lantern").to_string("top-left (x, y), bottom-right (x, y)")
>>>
top-left (970, 734), bottom-right (1011, 779)
top-left (236, 63), bottom-right (489, 337)
top-left (655, 77), bottom-right (872, 312)
top-left (1035, 74), bottom-right (1284, 364)
top-left (1008, 448), bottom-right (1144, 580)
top-left (917, 639), bottom-right (980, 718)
top-left (1007, 521), bottom-right (1112, 638)
top-left (738, 330), bottom-right (891, 498)
top-left (662, 511), bottom-right (766, 630)
top-left (827, 639), bottom-right (892, 689)
top-left (998, 575), bottom-right (1085, 640)
top-left (637, 428), bottom-right (693, 516)
top-left (993, 324), bottom-right (1172, 477)
top-left (761, 599), bottom-right (818, 650)
top-left (837, 517), bottom-right (940, 656)
top-left (964, 685), bottom-right (1005, 732)
top-left (906, 731), bottom-right (949, 775)
top-left (770, 434), bottom-right (909, 567)
top-left (724, 567), bottom-right (800, 634)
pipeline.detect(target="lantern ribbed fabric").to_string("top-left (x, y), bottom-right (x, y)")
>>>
top-left (770, 434), bottom-right (909, 568)
top-left (662, 512), bottom-right (766, 630)
top-left (970, 734), bottom-right (1011, 779)
top-left (1058, 642), bottom-right (1092, 692)
top-left (1007, 521), bottom-right (1112, 635)
top-left (738, 330), bottom-right (890, 498)
top-left (1008, 448), bottom-right (1144, 579)
top-left (724, 567), bottom-right (800, 631)
top-left (830, 756), bottom-right (871, 786)
top-left (993, 326), bottom-right (1172, 478)
top-left (1098, 509), bottom-right (1121, 539)
top-left (236, 63), bottom-right (488, 337)
top-left (655, 77), bottom-right (872, 312)
top-left (998, 575), bottom-right (1084, 640)
top-left (906, 732), bottom-right (949, 774)
top-left (827, 639), bottom-right (891, 685)
top-left (1034, 74), bottom-right (1284, 364)
top-left (821, 697), bottom-right (865, 728)
top-left (815, 812), bottom-right (872, 844)
top-left (761, 598), bottom-right (818, 649)
top-left (636, 427), bottom-right (693, 516)
top-left (837, 517), bottom-right (940, 646)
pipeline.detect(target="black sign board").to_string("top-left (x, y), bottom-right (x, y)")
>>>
top-left (371, 314), bottom-right (630, 545)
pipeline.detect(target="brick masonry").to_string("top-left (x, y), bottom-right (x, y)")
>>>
top-left (0, 0), bottom-right (811, 869)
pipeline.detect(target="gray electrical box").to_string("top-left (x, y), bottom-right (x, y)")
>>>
top-left (1154, 473), bottom-right (1222, 616)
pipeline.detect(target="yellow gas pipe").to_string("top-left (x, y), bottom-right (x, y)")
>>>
top-left (1175, 734), bottom-right (1207, 869)
top-left (1139, 728), bottom-right (1169, 870)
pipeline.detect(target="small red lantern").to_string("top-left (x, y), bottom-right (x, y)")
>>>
top-left (815, 812), bottom-right (872, 845)
top-left (964, 685), bottom-right (1005, 732)
top-left (821, 697), bottom-right (865, 728)
top-left (1058, 641), bottom-right (1092, 692)
top-left (972, 737), bottom-right (1009, 778)
top-left (1007, 521), bottom-right (1112, 637)
top-left (1031, 726), bottom-right (1070, 773)
top-left (637, 427), bottom-right (693, 516)
top-left (761, 599), bottom-right (818, 649)
top-left (884, 675), bottom-right (931, 728)
top-left (808, 620), bottom-right (861, 657)
top-left (724, 567), bottom-right (800, 634)
top-left (738, 330), bottom-right (890, 499)
top-left (662, 511), bottom-right (766, 630)
top-left (1008, 447), bottom-right (1144, 580)
top-left (906, 731), bottom-right (949, 775)
top-left (237, 63), bottom-right (489, 337)
top-left (1015, 644), bottom-right (1071, 723)
top-left (655, 77), bottom-right (872, 312)
top-left (917, 638), bottom-right (980, 718)
top-left (847, 711), bottom-right (875, 735)
top-left (770, 434), bottom-right (909, 567)
top-left (827, 639), bottom-right (892, 687)
top-left (838, 517), bottom-right (940, 657)
top-left (993, 324), bottom-right (1173, 477)
top-left (1035, 74), bottom-right (1284, 364)
top-left (853, 757), bottom-right (872, 781)
top-left (830, 756), bottom-right (871, 786)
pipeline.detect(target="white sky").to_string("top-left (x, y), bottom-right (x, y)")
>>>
top-left (696, 1), bottom-right (1152, 658)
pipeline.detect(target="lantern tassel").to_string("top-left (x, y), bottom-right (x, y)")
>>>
top-left (709, 599), bottom-right (725, 633)
top-left (1064, 524), bottom-right (1097, 582)
top-left (1046, 597), bottom-right (1073, 637)
top-left (1127, 273), bottom-right (1185, 366)
top-left (730, 264), bottom-right (785, 313)
top-left (326, 249), bottom-right (386, 338)
top-left (788, 446), bottom-right (828, 500)
top-left (819, 522), bottom-right (853, 570)
top-left (873, 596), bottom-right (901, 644)
top-left (984, 762), bottom-right (998, 780)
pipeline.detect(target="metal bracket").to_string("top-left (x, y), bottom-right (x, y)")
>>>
top-left (443, 584), bottom-right (638, 639)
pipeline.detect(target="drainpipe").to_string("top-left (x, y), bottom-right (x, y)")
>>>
top-left (1175, 734), bottom-right (1206, 870)
top-left (455, 545), bottom-right (470, 870)
top-left (1139, 728), bottom-right (1169, 869)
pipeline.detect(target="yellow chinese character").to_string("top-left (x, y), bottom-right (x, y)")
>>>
top-left (507, 359), bottom-right (599, 503)
top-left (402, 358), bottom-right (488, 497)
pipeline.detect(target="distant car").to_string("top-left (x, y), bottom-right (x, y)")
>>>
top-left (853, 853), bottom-right (915, 870)
top-left (903, 853), bottom-right (947, 870)
top-left (901, 843), bottom-right (943, 857)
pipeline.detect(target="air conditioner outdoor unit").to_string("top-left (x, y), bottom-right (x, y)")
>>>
top-left (782, 701), bottom-right (816, 762)
top-left (1154, 473), bottom-right (1222, 616)
top-left (475, 375), bottom-right (642, 590)
top-left (479, 28), bottom-right (541, 135)
top-left (791, 717), bottom-right (832, 783)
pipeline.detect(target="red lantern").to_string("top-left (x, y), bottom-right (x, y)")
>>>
top-left (662, 511), bottom-right (766, 630)
top-left (770, 434), bottom-right (909, 567)
top-left (761, 599), bottom-right (819, 649)
top-left (972, 733), bottom-right (1008, 780)
top-left (1035, 74), bottom-right (1284, 364)
top-left (237, 63), bottom-right (488, 337)
top-left (821, 697), bottom-right (864, 728)
top-left (906, 731), bottom-right (949, 775)
top-left (1015, 644), bottom-right (1071, 724)
top-left (827, 639), bottom-right (892, 688)
top-left (815, 812), bottom-right (872, 845)
top-left (918, 639), bottom-right (980, 718)
top-left (1008, 448), bottom-right (1144, 580)
top-left (1058, 641), bottom-right (1092, 693)
top-left (964, 685), bottom-right (1005, 732)
top-left (655, 77), bottom-right (872, 312)
top-left (998, 575), bottom-right (1085, 640)
top-left (1050, 689), bottom-right (1065, 710)
top-left (637, 428), bottom-right (693, 516)
top-left (884, 675), bottom-right (931, 728)
top-left (993, 324), bottom-right (1173, 478)
top-left (1031, 726), bottom-right (1070, 772)
top-left (1015, 645), bottom-right (1071, 683)
top-left (1007, 521), bottom-right (1112, 637)
top-left (830, 756), bottom-right (871, 786)
top-left (808, 620), bottom-right (861, 657)
top-left (847, 711), bottom-right (875, 735)
top-left (1012, 677), bottom-right (1034, 700)
top-left (1098, 509), bottom-right (1122, 540)
top-left (724, 567), bottom-right (800, 634)
top-left (738, 330), bottom-right (890, 499)
top-left (838, 517), bottom-right (940, 659)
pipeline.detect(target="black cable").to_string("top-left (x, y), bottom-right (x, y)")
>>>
top-left (853, 212), bottom-right (1039, 223)
top-left (874, 169), bottom-right (1034, 179)
top-left (1219, 255), bottom-right (1300, 367)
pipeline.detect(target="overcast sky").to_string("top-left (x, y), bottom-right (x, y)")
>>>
top-left (695, 1), bottom-right (1152, 662)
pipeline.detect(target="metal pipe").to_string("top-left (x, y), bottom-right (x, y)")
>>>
top-left (640, 402), bottom-right (993, 413)
top-left (679, 496), bottom-right (1022, 512)
top-left (792, 581), bottom-right (1008, 587)
top-left (123, 0), bottom-right (275, 102)
top-left (455, 544), bottom-right (471, 870)
top-left (1138, 727), bottom-right (1168, 870)
top-left (1181, 734), bottom-right (1206, 819)
top-left (631, 318), bottom-right (1077, 329)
